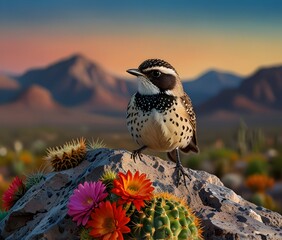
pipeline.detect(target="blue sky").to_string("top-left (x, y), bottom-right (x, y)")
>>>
top-left (1, 0), bottom-right (282, 77)
top-left (1, 1), bottom-right (282, 30)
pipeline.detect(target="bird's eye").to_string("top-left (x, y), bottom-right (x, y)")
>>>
top-left (152, 70), bottom-right (161, 78)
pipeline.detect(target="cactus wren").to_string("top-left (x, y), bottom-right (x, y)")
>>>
top-left (126, 59), bottom-right (199, 187)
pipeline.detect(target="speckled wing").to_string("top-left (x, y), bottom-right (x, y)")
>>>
top-left (180, 93), bottom-right (199, 153)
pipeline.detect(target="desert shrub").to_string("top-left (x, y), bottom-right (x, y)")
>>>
top-left (183, 154), bottom-right (203, 169)
top-left (245, 159), bottom-right (268, 177)
top-left (270, 155), bottom-right (282, 179)
top-left (244, 153), bottom-right (266, 162)
top-left (209, 148), bottom-right (239, 162)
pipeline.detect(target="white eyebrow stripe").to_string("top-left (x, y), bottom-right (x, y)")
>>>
top-left (143, 66), bottom-right (178, 76)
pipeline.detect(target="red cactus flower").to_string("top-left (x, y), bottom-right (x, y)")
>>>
top-left (2, 176), bottom-right (26, 210)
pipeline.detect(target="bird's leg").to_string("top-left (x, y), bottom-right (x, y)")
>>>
top-left (174, 147), bottom-right (191, 187)
top-left (131, 146), bottom-right (147, 162)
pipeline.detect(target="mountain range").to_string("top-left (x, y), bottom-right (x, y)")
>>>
top-left (0, 54), bottom-right (281, 125)
top-left (199, 65), bottom-right (282, 115)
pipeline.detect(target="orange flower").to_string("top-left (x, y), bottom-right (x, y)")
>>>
top-left (87, 201), bottom-right (130, 240)
top-left (245, 174), bottom-right (274, 193)
top-left (19, 151), bottom-right (33, 164)
top-left (111, 171), bottom-right (154, 210)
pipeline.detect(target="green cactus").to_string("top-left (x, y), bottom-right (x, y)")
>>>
top-left (87, 138), bottom-right (106, 150)
top-left (251, 193), bottom-right (277, 211)
top-left (80, 227), bottom-right (93, 240)
top-left (25, 172), bottom-right (46, 190)
top-left (100, 169), bottom-right (117, 190)
top-left (130, 193), bottom-right (202, 240)
top-left (236, 119), bottom-right (248, 155)
top-left (0, 210), bottom-right (8, 221)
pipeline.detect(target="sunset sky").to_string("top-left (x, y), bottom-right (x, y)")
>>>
top-left (0, 0), bottom-right (282, 78)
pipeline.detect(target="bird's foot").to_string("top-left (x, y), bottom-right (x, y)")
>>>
top-left (131, 150), bottom-right (142, 162)
top-left (131, 146), bottom-right (147, 162)
top-left (174, 163), bottom-right (191, 188)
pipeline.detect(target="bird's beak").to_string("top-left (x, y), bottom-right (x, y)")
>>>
top-left (126, 69), bottom-right (145, 77)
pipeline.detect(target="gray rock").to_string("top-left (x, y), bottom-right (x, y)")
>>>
top-left (1, 149), bottom-right (282, 240)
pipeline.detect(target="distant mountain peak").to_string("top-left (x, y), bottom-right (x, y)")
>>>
top-left (200, 69), bottom-right (221, 76)
top-left (199, 64), bottom-right (282, 115)
top-left (183, 69), bottom-right (242, 106)
top-left (47, 53), bottom-right (99, 71)
top-left (66, 53), bottom-right (95, 66)
top-left (0, 75), bottom-right (19, 89)
top-left (14, 53), bottom-right (135, 110)
top-left (69, 53), bottom-right (88, 61)
top-left (16, 85), bottom-right (60, 110)
top-left (256, 64), bottom-right (282, 73)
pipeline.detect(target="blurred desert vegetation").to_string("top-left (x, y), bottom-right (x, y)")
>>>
top-left (0, 118), bottom-right (281, 213)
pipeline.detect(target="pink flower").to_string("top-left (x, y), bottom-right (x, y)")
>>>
top-left (67, 181), bottom-right (108, 226)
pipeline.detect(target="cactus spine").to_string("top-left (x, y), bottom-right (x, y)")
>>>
top-left (44, 138), bottom-right (86, 171)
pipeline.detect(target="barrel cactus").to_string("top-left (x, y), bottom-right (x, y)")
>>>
top-left (44, 138), bottom-right (86, 171)
top-left (79, 227), bottom-right (92, 240)
top-left (100, 169), bottom-right (117, 190)
top-left (130, 192), bottom-right (202, 240)
top-left (0, 210), bottom-right (8, 221)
